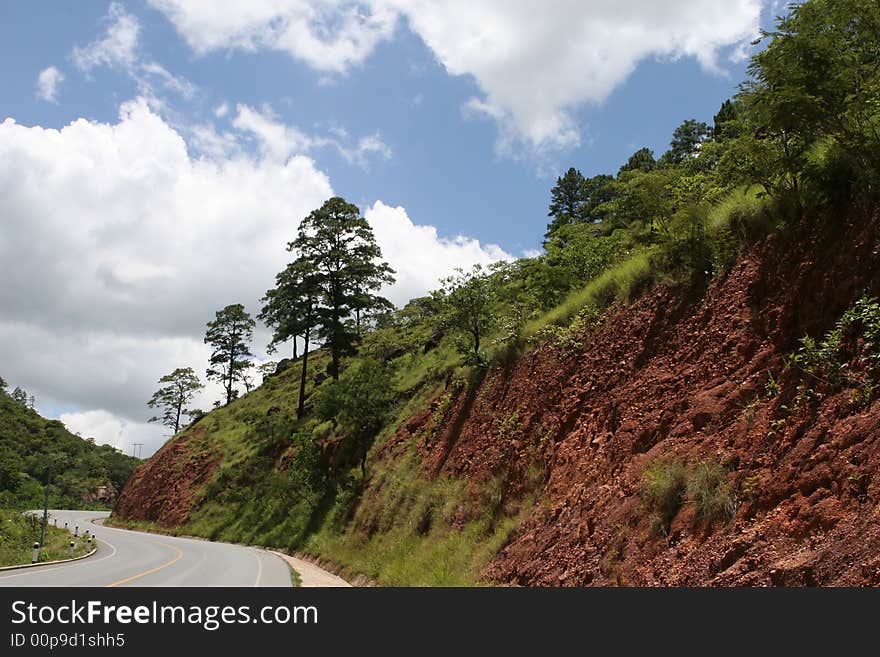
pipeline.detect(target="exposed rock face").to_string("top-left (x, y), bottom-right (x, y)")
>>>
top-left (83, 482), bottom-right (116, 505)
top-left (114, 426), bottom-right (219, 526)
top-left (388, 208), bottom-right (880, 585)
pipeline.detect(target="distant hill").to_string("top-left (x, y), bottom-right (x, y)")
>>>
top-left (0, 387), bottom-right (140, 509)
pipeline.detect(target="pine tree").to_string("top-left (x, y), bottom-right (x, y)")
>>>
top-left (147, 368), bottom-right (204, 435)
top-left (204, 304), bottom-right (255, 405)
top-left (291, 197), bottom-right (395, 380)
top-left (619, 147), bottom-right (656, 175)
top-left (546, 167), bottom-right (586, 236)
top-left (259, 258), bottom-right (321, 417)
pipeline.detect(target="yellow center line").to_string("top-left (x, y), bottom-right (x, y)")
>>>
top-left (105, 542), bottom-right (184, 588)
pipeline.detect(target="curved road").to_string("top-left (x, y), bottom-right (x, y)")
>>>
top-left (0, 511), bottom-right (292, 587)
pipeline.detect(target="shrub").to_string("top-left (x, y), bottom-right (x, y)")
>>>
top-left (640, 460), bottom-right (687, 533)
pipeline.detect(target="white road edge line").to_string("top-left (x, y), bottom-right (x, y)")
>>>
top-left (252, 549), bottom-right (264, 587)
top-left (0, 536), bottom-right (118, 581)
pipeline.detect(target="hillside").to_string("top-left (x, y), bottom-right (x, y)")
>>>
top-left (113, 206), bottom-right (880, 585)
top-left (0, 390), bottom-right (140, 509)
top-left (112, 0), bottom-right (880, 585)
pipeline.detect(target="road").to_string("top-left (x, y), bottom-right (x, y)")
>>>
top-left (0, 511), bottom-right (293, 587)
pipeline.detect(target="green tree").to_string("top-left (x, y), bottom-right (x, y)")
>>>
top-left (546, 167), bottom-right (586, 236)
top-left (11, 387), bottom-right (27, 406)
top-left (603, 168), bottom-right (677, 234)
top-left (619, 147), bottom-right (656, 175)
top-left (204, 304), bottom-right (255, 405)
top-left (441, 264), bottom-right (496, 364)
top-left (259, 258), bottom-right (321, 417)
top-left (546, 172), bottom-right (615, 242)
top-left (316, 359), bottom-right (394, 476)
top-left (712, 99), bottom-right (741, 140)
top-left (147, 368), bottom-right (204, 435)
top-left (291, 197), bottom-right (395, 380)
top-left (740, 0), bottom-right (880, 198)
top-left (663, 119), bottom-right (711, 164)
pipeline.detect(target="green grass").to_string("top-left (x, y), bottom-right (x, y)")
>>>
top-left (0, 510), bottom-right (90, 567)
top-left (301, 448), bottom-right (534, 586)
top-left (688, 462), bottom-right (736, 523)
top-left (523, 249), bottom-right (655, 339)
top-left (640, 460), bottom-right (687, 533)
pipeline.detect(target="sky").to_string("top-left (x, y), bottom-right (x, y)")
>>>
top-left (0, 1), bottom-right (782, 457)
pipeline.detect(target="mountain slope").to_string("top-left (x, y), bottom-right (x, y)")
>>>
top-left (115, 206), bottom-right (880, 585)
top-left (0, 391), bottom-right (140, 509)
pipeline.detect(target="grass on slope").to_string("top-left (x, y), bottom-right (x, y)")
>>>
top-left (301, 447), bottom-right (536, 586)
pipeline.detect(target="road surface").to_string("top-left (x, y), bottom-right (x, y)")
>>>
top-left (0, 511), bottom-right (292, 587)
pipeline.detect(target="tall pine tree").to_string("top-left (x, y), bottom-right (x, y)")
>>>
top-left (290, 197), bottom-right (395, 380)
top-left (204, 304), bottom-right (255, 405)
top-left (259, 258), bottom-right (321, 417)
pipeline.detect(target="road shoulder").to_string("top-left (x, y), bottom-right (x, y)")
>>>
top-left (268, 551), bottom-right (352, 587)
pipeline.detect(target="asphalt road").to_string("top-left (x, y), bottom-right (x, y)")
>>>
top-left (0, 511), bottom-right (292, 587)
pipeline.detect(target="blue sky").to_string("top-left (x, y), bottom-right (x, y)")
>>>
top-left (2, 1), bottom-right (776, 252)
top-left (0, 1), bottom-right (778, 454)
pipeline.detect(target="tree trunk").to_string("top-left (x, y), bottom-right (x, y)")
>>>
top-left (298, 327), bottom-right (310, 418)
top-left (292, 336), bottom-right (298, 360)
top-left (174, 399), bottom-right (181, 435)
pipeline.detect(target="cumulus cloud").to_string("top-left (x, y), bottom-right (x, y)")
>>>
top-left (395, 0), bottom-right (764, 152)
top-left (0, 100), bottom-right (505, 456)
top-left (147, 0), bottom-right (398, 73)
top-left (35, 66), bottom-right (65, 103)
top-left (149, 0), bottom-right (765, 153)
top-left (366, 201), bottom-right (509, 305)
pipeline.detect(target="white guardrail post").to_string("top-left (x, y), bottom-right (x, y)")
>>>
top-left (32, 542), bottom-right (40, 564)
top-left (69, 541), bottom-right (75, 557)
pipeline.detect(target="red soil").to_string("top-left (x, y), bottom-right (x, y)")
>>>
top-left (396, 208), bottom-right (880, 585)
top-left (113, 426), bottom-right (219, 527)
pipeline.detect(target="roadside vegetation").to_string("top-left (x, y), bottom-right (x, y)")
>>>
top-left (0, 510), bottom-right (90, 567)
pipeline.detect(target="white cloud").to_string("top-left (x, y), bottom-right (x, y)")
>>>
top-left (140, 62), bottom-right (197, 99)
top-left (365, 201), bottom-right (509, 305)
top-left (72, 4), bottom-right (196, 104)
top-left (148, 0), bottom-right (399, 73)
top-left (72, 2), bottom-right (141, 72)
top-left (59, 410), bottom-right (159, 454)
top-left (35, 66), bottom-right (65, 103)
top-left (150, 0), bottom-right (764, 154)
top-left (230, 103), bottom-right (391, 168)
top-left (0, 99), bottom-right (506, 456)
top-left (393, 0), bottom-right (764, 153)
top-left (214, 102), bottom-right (230, 118)
top-left (232, 103), bottom-right (320, 161)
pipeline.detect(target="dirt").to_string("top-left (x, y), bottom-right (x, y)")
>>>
top-left (392, 207), bottom-right (880, 585)
top-left (113, 426), bottom-right (219, 527)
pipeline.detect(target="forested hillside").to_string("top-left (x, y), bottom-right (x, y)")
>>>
top-left (0, 382), bottom-right (140, 509)
top-left (114, 0), bottom-right (880, 584)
